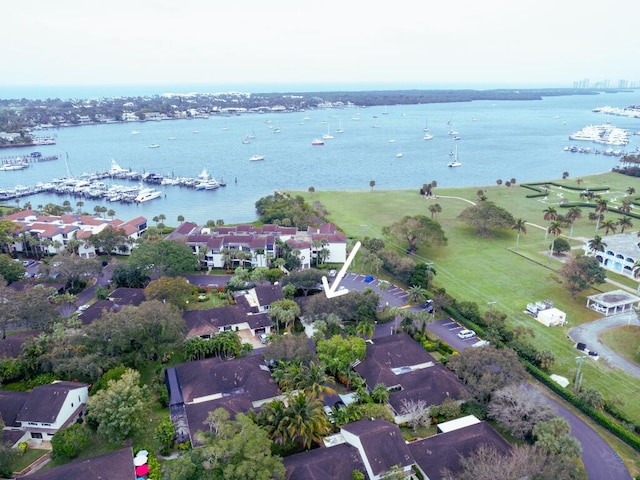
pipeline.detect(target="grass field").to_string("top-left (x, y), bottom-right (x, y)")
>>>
top-left (290, 171), bottom-right (640, 423)
top-left (601, 326), bottom-right (640, 364)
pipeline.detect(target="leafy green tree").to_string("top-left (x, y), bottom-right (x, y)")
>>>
top-left (279, 268), bottom-right (324, 296)
top-left (87, 226), bottom-right (129, 255)
top-left (370, 383), bottom-right (390, 404)
top-left (181, 411), bottom-right (285, 480)
top-left (110, 262), bottom-right (150, 288)
top-left (86, 369), bottom-right (151, 443)
top-left (263, 334), bottom-right (317, 365)
top-left (130, 239), bottom-right (198, 277)
top-left (382, 215), bottom-right (447, 254)
top-left (458, 201), bottom-right (516, 237)
top-left (316, 335), bottom-right (366, 376)
top-left (533, 417), bottom-right (582, 459)
top-left (559, 256), bottom-right (606, 298)
top-left (155, 417), bottom-right (176, 456)
top-left (144, 276), bottom-right (194, 309)
top-left (51, 423), bottom-right (91, 460)
top-left (552, 237), bottom-right (571, 254)
top-left (0, 254), bottom-right (25, 284)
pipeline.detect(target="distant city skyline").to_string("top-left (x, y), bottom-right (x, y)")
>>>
top-left (3, 0), bottom-right (639, 95)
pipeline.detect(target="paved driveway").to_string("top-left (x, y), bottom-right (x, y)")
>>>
top-left (568, 311), bottom-right (640, 380)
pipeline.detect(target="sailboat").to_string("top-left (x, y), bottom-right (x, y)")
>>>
top-left (335, 119), bottom-right (344, 133)
top-left (447, 146), bottom-right (461, 167)
top-left (322, 123), bottom-right (334, 140)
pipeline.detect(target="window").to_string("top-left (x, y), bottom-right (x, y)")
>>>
top-left (31, 432), bottom-right (43, 439)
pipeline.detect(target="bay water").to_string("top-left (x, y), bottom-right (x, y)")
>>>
top-left (1, 90), bottom-right (639, 225)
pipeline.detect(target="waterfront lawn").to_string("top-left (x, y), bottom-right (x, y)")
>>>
top-left (290, 171), bottom-right (640, 423)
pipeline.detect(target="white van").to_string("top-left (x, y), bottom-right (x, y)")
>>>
top-left (457, 329), bottom-right (476, 339)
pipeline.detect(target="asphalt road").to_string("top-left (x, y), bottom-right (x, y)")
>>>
top-left (338, 273), bottom-right (632, 480)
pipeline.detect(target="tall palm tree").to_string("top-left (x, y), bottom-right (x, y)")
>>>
top-left (626, 187), bottom-right (636, 196)
top-left (618, 198), bottom-right (632, 215)
top-left (512, 218), bottom-right (527, 250)
top-left (618, 217), bottom-right (633, 233)
top-left (548, 220), bottom-right (563, 259)
top-left (594, 197), bottom-right (608, 233)
top-left (587, 235), bottom-right (607, 255)
top-left (566, 207), bottom-right (582, 239)
top-left (599, 219), bottom-right (617, 236)
top-left (542, 206), bottom-right (557, 241)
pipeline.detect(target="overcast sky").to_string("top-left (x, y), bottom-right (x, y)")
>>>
top-left (3, 0), bottom-right (639, 91)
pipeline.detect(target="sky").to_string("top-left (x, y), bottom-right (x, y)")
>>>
top-left (3, 0), bottom-right (640, 93)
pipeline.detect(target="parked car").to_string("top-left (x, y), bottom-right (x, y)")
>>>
top-left (364, 275), bottom-right (375, 282)
top-left (258, 333), bottom-right (269, 344)
top-left (457, 329), bottom-right (476, 339)
top-left (422, 299), bottom-right (434, 313)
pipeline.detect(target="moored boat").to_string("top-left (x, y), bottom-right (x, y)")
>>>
top-left (311, 139), bottom-right (324, 146)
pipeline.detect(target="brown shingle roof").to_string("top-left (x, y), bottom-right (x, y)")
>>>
top-left (19, 447), bottom-right (136, 480)
top-left (408, 421), bottom-right (511, 479)
top-left (174, 355), bottom-right (280, 404)
top-left (341, 419), bottom-right (414, 476)
top-left (284, 443), bottom-right (368, 480)
top-left (16, 381), bottom-right (88, 424)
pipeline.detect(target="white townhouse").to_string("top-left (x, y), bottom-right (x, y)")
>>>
top-left (4, 210), bottom-right (147, 258)
top-left (0, 381), bottom-right (90, 446)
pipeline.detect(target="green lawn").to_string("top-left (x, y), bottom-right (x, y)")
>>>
top-left (289, 171), bottom-right (640, 423)
top-left (600, 326), bottom-right (640, 365)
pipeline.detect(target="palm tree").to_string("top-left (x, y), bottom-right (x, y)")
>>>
top-left (594, 197), bottom-right (608, 233)
top-left (547, 220), bottom-right (562, 260)
top-left (107, 209), bottom-right (116, 220)
top-left (76, 201), bottom-right (84, 214)
top-left (283, 393), bottom-right (329, 450)
top-left (566, 207), bottom-right (582, 239)
top-left (599, 219), bottom-right (617, 236)
top-left (512, 218), bottom-right (527, 250)
top-left (177, 214), bottom-right (185, 223)
top-left (356, 320), bottom-right (375, 340)
top-left (617, 198), bottom-right (632, 215)
top-left (626, 187), bottom-right (636, 196)
top-left (542, 206), bottom-right (557, 241)
top-left (407, 285), bottom-right (425, 304)
top-left (587, 235), bottom-right (607, 255)
top-left (618, 217), bottom-right (633, 233)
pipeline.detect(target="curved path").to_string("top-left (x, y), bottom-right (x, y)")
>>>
top-left (568, 311), bottom-right (640, 380)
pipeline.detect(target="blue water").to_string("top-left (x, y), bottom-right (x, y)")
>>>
top-left (1, 90), bottom-right (639, 225)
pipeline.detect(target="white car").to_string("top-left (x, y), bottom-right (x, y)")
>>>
top-left (457, 329), bottom-right (476, 339)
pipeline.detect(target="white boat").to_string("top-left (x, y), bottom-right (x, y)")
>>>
top-left (396, 152), bottom-right (404, 158)
top-left (148, 144), bottom-right (160, 148)
top-left (312, 139), bottom-right (324, 146)
top-left (131, 130), bottom-right (140, 135)
top-left (423, 132), bottom-right (434, 140)
top-left (322, 124), bottom-right (334, 140)
top-left (134, 187), bottom-right (162, 203)
top-left (447, 146), bottom-right (461, 167)
top-left (0, 162), bottom-right (28, 171)
top-left (250, 155), bottom-right (265, 161)
top-left (335, 119), bottom-right (344, 133)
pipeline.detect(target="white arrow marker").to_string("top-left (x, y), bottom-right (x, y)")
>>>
top-left (322, 241), bottom-right (361, 299)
